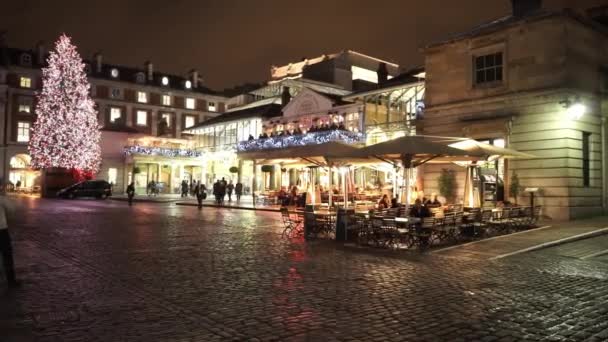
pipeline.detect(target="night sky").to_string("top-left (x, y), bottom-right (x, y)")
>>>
top-left (1, 0), bottom-right (604, 91)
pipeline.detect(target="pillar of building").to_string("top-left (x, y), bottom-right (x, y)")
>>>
top-left (237, 159), bottom-right (244, 184)
top-left (252, 160), bottom-right (258, 195)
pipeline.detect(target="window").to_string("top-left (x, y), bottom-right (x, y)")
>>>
top-left (135, 72), bottom-right (145, 84)
top-left (474, 52), bottom-right (503, 85)
top-left (136, 110), bottom-right (148, 126)
top-left (108, 168), bottom-right (117, 185)
top-left (18, 104), bottom-right (31, 113)
top-left (110, 107), bottom-right (122, 123)
top-left (110, 88), bottom-right (121, 99)
top-left (208, 102), bottom-right (217, 112)
top-left (184, 115), bottom-right (196, 128)
top-left (583, 132), bottom-right (591, 187)
top-left (162, 94), bottom-right (171, 106)
top-left (185, 98), bottom-right (195, 109)
top-left (20, 77), bottom-right (32, 88)
top-left (161, 113), bottom-right (172, 127)
top-left (17, 122), bottom-right (30, 142)
top-left (20, 53), bottom-right (32, 66)
top-left (137, 91), bottom-right (148, 103)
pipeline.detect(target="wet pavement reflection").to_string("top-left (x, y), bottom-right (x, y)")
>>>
top-left (1, 197), bottom-right (607, 341)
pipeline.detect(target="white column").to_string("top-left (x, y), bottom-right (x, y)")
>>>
top-left (328, 166), bottom-right (333, 207)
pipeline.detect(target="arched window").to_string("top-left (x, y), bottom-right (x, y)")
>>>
top-left (135, 72), bottom-right (146, 84)
top-left (10, 154), bottom-right (31, 169)
top-left (20, 53), bottom-right (32, 66)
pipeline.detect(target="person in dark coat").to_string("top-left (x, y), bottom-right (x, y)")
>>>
top-left (235, 182), bottom-right (243, 201)
top-left (226, 181), bottom-right (234, 202)
top-left (219, 178), bottom-right (227, 205)
top-left (126, 182), bottom-right (135, 206)
top-left (213, 180), bottom-right (221, 204)
top-left (0, 196), bottom-right (18, 288)
top-left (194, 182), bottom-right (206, 209)
top-left (181, 180), bottom-right (189, 198)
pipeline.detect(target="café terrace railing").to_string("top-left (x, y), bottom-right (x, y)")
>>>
top-left (237, 129), bottom-right (365, 152)
top-left (123, 145), bottom-right (203, 158)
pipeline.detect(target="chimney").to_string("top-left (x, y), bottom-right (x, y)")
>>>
top-left (35, 41), bottom-right (46, 65)
top-left (93, 52), bottom-right (102, 73)
top-left (145, 61), bottom-right (153, 81)
top-left (189, 69), bottom-right (199, 88)
top-left (281, 86), bottom-right (291, 107)
top-left (511, 0), bottom-right (542, 17)
top-left (377, 62), bottom-right (388, 85)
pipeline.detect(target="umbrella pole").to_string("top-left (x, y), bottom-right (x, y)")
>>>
top-left (311, 167), bottom-right (316, 205)
top-left (328, 166), bottom-right (333, 208)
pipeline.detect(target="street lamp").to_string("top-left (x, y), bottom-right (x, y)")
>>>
top-left (561, 96), bottom-right (586, 120)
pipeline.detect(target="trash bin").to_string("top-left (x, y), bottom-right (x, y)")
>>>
top-left (335, 207), bottom-right (355, 242)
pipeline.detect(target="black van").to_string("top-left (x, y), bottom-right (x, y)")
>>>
top-left (57, 180), bottom-right (113, 199)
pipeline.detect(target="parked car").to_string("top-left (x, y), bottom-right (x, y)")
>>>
top-left (57, 180), bottom-right (112, 199)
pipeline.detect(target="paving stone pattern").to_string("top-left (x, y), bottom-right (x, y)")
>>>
top-left (1, 198), bottom-right (607, 341)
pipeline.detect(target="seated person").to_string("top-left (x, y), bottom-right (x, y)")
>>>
top-left (409, 199), bottom-right (431, 218)
top-left (391, 197), bottom-right (399, 208)
top-left (338, 123), bottom-right (346, 130)
top-left (248, 134), bottom-right (255, 141)
top-left (377, 194), bottom-right (390, 210)
top-left (425, 193), bottom-right (442, 207)
top-left (330, 122), bottom-right (338, 130)
top-left (262, 132), bottom-right (269, 139)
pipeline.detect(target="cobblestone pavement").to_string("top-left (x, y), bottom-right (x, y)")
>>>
top-left (1, 198), bottom-right (608, 342)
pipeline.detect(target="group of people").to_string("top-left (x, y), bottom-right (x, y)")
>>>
top-left (146, 180), bottom-right (160, 196)
top-left (180, 180), bottom-right (204, 198)
top-left (377, 193), bottom-right (443, 215)
top-left (249, 122), bottom-right (348, 141)
top-left (212, 178), bottom-right (243, 205)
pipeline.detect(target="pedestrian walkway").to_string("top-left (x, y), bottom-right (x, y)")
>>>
top-left (432, 215), bottom-right (608, 261)
top-left (175, 196), bottom-right (282, 212)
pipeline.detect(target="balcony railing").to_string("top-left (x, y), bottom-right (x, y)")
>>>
top-left (124, 145), bottom-right (203, 158)
top-left (237, 129), bottom-right (365, 152)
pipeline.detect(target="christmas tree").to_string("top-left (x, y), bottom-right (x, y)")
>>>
top-left (29, 34), bottom-right (101, 175)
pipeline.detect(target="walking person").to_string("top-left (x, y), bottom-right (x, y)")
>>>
top-left (235, 182), bottom-right (243, 202)
top-left (181, 180), bottom-right (188, 198)
top-left (219, 178), bottom-right (227, 205)
top-left (126, 182), bottom-right (135, 206)
top-left (0, 194), bottom-right (18, 288)
top-left (195, 182), bottom-right (207, 209)
top-left (227, 181), bottom-right (234, 202)
top-left (213, 180), bottom-right (221, 205)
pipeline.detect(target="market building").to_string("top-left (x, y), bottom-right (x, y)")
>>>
top-left (419, 1), bottom-right (608, 220)
top-left (0, 35), bottom-right (228, 194)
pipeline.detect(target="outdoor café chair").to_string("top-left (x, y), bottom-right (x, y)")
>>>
top-left (474, 209), bottom-right (493, 237)
top-left (414, 217), bottom-right (434, 248)
top-left (280, 207), bottom-right (302, 238)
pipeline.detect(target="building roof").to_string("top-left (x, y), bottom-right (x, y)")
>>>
top-left (343, 67), bottom-right (425, 100)
top-left (184, 102), bottom-right (283, 132)
top-left (0, 46), bottom-right (221, 96)
top-left (424, 9), bottom-right (608, 50)
top-left (270, 50), bottom-right (399, 80)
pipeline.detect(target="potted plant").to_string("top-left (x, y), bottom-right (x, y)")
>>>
top-left (229, 166), bottom-right (239, 174)
top-left (509, 172), bottom-right (521, 205)
top-left (261, 165), bottom-right (273, 173)
top-left (438, 168), bottom-right (456, 202)
top-left (132, 166), bottom-right (141, 174)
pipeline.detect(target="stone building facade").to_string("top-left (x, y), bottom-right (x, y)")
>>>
top-left (420, 5), bottom-right (608, 220)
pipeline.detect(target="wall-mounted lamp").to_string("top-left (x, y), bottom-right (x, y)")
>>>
top-left (560, 96), bottom-right (586, 120)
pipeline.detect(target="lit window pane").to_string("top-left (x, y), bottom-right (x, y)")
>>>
top-left (185, 98), bottom-right (195, 109)
top-left (137, 92), bottom-right (148, 103)
top-left (185, 116), bottom-right (195, 128)
top-left (110, 108), bottom-right (122, 123)
top-left (136, 110), bottom-right (147, 126)
top-left (17, 122), bottom-right (30, 142)
top-left (20, 77), bottom-right (32, 88)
